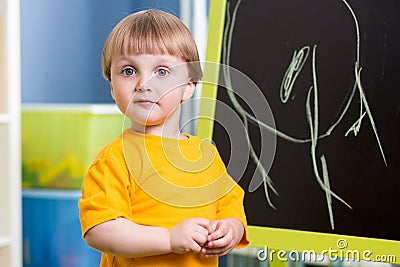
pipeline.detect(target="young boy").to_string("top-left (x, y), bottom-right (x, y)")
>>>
top-left (79, 9), bottom-right (248, 266)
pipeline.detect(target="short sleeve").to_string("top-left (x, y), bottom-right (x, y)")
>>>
top-left (209, 145), bottom-right (249, 248)
top-left (216, 182), bottom-right (249, 248)
top-left (78, 157), bottom-right (133, 237)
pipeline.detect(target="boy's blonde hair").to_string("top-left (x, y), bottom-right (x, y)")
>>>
top-left (102, 9), bottom-right (203, 83)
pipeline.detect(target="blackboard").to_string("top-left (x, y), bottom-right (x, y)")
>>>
top-left (199, 0), bottom-right (400, 257)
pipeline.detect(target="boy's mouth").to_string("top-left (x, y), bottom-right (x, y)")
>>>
top-left (134, 99), bottom-right (157, 106)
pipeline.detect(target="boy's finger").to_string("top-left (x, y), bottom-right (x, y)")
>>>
top-left (188, 240), bottom-right (202, 253)
top-left (211, 220), bottom-right (221, 232)
top-left (208, 222), bottom-right (226, 241)
top-left (192, 231), bottom-right (208, 248)
top-left (194, 218), bottom-right (213, 233)
top-left (194, 224), bottom-right (209, 236)
top-left (202, 245), bottom-right (231, 257)
top-left (207, 235), bottom-right (230, 248)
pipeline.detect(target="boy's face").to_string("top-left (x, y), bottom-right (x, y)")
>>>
top-left (109, 54), bottom-right (195, 132)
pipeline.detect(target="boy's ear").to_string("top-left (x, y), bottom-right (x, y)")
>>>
top-left (181, 82), bottom-right (195, 102)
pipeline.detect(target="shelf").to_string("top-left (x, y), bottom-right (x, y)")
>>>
top-left (0, 236), bottom-right (11, 248)
top-left (0, 113), bottom-right (10, 124)
top-left (0, 0), bottom-right (20, 265)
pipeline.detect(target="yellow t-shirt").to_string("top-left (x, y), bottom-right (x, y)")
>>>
top-left (79, 129), bottom-right (249, 267)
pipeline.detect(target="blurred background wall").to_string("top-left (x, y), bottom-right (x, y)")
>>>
top-left (20, 0), bottom-right (207, 104)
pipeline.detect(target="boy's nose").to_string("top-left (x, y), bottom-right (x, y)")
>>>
top-left (135, 74), bottom-right (153, 91)
top-left (135, 84), bottom-right (150, 91)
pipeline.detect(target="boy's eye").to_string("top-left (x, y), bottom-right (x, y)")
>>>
top-left (122, 67), bottom-right (136, 76)
top-left (156, 68), bottom-right (170, 77)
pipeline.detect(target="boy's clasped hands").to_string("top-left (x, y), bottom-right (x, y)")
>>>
top-left (168, 218), bottom-right (244, 258)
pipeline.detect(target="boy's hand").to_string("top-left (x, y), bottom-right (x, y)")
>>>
top-left (201, 218), bottom-right (244, 258)
top-left (168, 218), bottom-right (212, 254)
